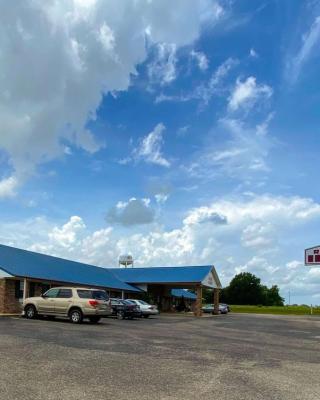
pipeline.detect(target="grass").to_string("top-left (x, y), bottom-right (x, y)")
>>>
top-left (229, 305), bottom-right (320, 315)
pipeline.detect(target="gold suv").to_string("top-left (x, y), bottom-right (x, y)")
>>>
top-left (23, 287), bottom-right (112, 324)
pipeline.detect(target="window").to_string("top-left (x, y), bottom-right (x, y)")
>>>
top-left (77, 290), bottom-right (108, 301)
top-left (15, 280), bottom-right (24, 299)
top-left (29, 282), bottom-right (35, 297)
top-left (44, 288), bottom-right (59, 298)
top-left (57, 289), bottom-right (72, 298)
top-left (41, 284), bottom-right (50, 294)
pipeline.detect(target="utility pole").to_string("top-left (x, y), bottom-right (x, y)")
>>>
top-left (288, 290), bottom-right (291, 306)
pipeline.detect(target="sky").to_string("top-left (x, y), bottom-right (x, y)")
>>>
top-left (1, 0), bottom-right (320, 305)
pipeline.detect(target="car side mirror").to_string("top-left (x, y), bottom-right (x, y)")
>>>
top-left (41, 294), bottom-right (47, 298)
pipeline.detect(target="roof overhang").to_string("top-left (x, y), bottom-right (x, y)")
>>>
top-left (0, 267), bottom-right (13, 278)
top-left (0, 270), bottom-right (141, 293)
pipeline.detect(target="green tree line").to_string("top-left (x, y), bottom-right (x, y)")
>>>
top-left (204, 272), bottom-right (284, 306)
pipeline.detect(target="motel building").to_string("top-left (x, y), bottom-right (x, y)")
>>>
top-left (0, 244), bottom-right (222, 317)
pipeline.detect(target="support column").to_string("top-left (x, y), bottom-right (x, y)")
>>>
top-left (194, 285), bottom-right (203, 317)
top-left (23, 278), bottom-right (29, 301)
top-left (121, 290), bottom-right (125, 300)
top-left (213, 288), bottom-right (220, 315)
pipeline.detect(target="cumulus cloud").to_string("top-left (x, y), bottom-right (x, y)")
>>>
top-left (2, 193), bottom-right (320, 303)
top-left (0, 0), bottom-right (221, 194)
top-left (1, 192), bottom-right (320, 302)
top-left (184, 209), bottom-right (228, 225)
top-left (228, 76), bottom-right (273, 111)
top-left (106, 198), bottom-right (155, 226)
top-left (134, 123), bottom-right (170, 167)
top-left (0, 176), bottom-right (18, 199)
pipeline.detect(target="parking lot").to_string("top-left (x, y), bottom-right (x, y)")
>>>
top-left (1, 313), bottom-right (320, 400)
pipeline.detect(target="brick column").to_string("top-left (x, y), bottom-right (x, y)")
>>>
top-left (213, 288), bottom-right (220, 315)
top-left (3, 279), bottom-right (22, 314)
top-left (194, 285), bottom-right (203, 317)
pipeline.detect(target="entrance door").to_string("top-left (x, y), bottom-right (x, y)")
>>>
top-left (54, 288), bottom-right (73, 315)
top-left (37, 288), bottom-right (59, 313)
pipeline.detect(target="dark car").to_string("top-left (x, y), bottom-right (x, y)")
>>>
top-left (109, 298), bottom-right (142, 320)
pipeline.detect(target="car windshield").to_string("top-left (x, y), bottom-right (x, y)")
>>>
top-left (77, 290), bottom-right (108, 300)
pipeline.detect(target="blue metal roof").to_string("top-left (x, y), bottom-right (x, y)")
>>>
top-left (0, 244), bottom-right (140, 292)
top-left (171, 289), bottom-right (197, 300)
top-left (107, 265), bottom-right (213, 284)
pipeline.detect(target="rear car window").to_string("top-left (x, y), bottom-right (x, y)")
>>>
top-left (77, 290), bottom-right (109, 300)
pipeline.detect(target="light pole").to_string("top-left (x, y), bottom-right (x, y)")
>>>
top-left (288, 290), bottom-right (291, 306)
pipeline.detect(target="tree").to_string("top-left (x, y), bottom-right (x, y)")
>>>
top-left (226, 272), bottom-right (265, 305)
top-left (265, 285), bottom-right (284, 306)
top-left (223, 273), bottom-right (285, 306)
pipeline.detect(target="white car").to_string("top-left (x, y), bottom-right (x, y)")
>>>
top-left (127, 299), bottom-right (159, 318)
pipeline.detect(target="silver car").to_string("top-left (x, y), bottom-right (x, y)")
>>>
top-left (127, 299), bottom-right (159, 318)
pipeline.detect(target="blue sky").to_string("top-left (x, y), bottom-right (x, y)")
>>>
top-left (1, 0), bottom-right (320, 304)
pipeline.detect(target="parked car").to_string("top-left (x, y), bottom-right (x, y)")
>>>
top-left (202, 303), bottom-right (229, 314)
top-left (220, 303), bottom-right (230, 312)
top-left (109, 298), bottom-right (142, 319)
top-left (23, 287), bottom-right (112, 324)
top-left (127, 299), bottom-right (159, 318)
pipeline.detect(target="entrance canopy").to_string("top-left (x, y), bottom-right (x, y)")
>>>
top-left (108, 265), bottom-right (222, 290)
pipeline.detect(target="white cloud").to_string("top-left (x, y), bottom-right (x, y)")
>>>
top-left (177, 125), bottom-right (190, 137)
top-left (0, 176), bottom-right (18, 198)
top-left (228, 76), bottom-right (273, 111)
top-left (155, 193), bottom-right (169, 204)
top-left (2, 193), bottom-right (320, 303)
top-left (48, 216), bottom-right (86, 249)
top-left (0, 0), bottom-right (221, 194)
top-left (185, 116), bottom-right (273, 180)
top-left (190, 50), bottom-right (209, 70)
top-left (134, 123), bottom-right (170, 167)
top-left (106, 198), bottom-right (155, 226)
top-left (155, 57), bottom-right (238, 105)
top-left (249, 48), bottom-right (258, 58)
top-left (288, 16), bottom-right (320, 84)
top-left (148, 43), bottom-right (177, 85)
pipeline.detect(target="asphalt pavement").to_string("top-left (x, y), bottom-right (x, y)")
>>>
top-left (0, 313), bottom-right (320, 400)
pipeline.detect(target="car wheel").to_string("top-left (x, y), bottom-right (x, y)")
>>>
top-left (89, 316), bottom-right (101, 324)
top-left (143, 314), bottom-right (150, 318)
top-left (25, 305), bottom-right (37, 319)
top-left (117, 311), bottom-right (124, 320)
top-left (69, 309), bottom-right (83, 324)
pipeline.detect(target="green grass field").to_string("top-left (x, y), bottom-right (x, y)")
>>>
top-left (229, 305), bottom-right (320, 315)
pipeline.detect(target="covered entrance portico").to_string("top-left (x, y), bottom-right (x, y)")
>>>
top-left (109, 265), bottom-right (222, 317)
